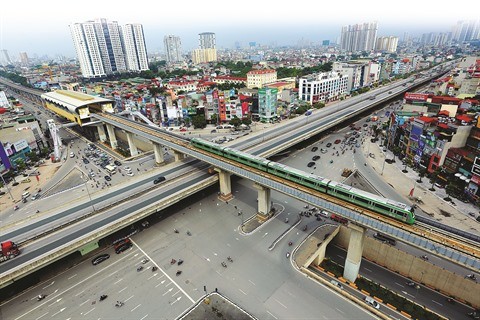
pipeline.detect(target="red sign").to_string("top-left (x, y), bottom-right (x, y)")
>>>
top-left (404, 92), bottom-right (429, 101)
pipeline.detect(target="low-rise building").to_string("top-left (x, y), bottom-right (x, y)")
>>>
top-left (298, 71), bottom-right (348, 104)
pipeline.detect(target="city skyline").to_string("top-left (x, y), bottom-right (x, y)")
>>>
top-left (0, 0), bottom-right (479, 58)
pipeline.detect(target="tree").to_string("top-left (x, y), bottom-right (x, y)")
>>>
top-left (229, 116), bottom-right (242, 128)
top-left (191, 115), bottom-right (207, 129)
top-left (210, 113), bottom-right (218, 125)
top-left (242, 117), bottom-right (252, 127)
top-left (15, 158), bottom-right (26, 171)
top-left (25, 152), bottom-right (39, 163)
top-left (312, 102), bottom-right (325, 109)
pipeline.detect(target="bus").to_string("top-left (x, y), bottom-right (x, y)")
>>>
top-left (105, 165), bottom-right (116, 175)
top-left (373, 232), bottom-right (396, 246)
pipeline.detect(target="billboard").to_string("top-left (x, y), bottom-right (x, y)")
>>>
top-left (404, 93), bottom-right (429, 101)
top-left (0, 142), bottom-right (12, 173)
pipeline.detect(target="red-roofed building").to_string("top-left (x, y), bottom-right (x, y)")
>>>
top-left (213, 75), bottom-right (247, 86)
top-left (247, 69), bottom-right (277, 89)
top-left (166, 80), bottom-right (197, 93)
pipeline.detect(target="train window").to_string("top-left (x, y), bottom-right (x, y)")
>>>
top-left (355, 196), bottom-right (370, 205)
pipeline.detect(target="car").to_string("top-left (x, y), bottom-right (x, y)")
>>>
top-left (320, 210), bottom-right (330, 217)
top-left (326, 143), bottom-right (332, 148)
top-left (114, 160), bottom-right (122, 166)
top-left (69, 152), bottom-right (75, 158)
top-left (388, 91), bottom-right (392, 94)
top-left (365, 296), bottom-right (380, 309)
top-left (312, 155), bottom-right (320, 161)
top-left (126, 171), bottom-right (134, 177)
top-left (180, 127), bottom-right (187, 132)
top-left (307, 162), bottom-right (315, 168)
top-left (104, 175), bottom-right (112, 181)
top-left (355, 143), bottom-right (361, 148)
top-left (31, 193), bottom-right (41, 201)
top-left (330, 279), bottom-right (343, 289)
top-left (434, 182), bottom-right (445, 188)
top-left (115, 243), bottom-right (132, 254)
top-left (83, 158), bottom-right (90, 164)
top-left (320, 148), bottom-right (327, 154)
top-left (363, 123), bottom-right (368, 127)
top-left (124, 166), bottom-right (132, 172)
top-left (311, 146), bottom-right (318, 152)
top-left (334, 139), bottom-right (341, 144)
top-left (92, 253), bottom-right (110, 265)
top-left (153, 176), bottom-right (166, 184)
top-left (89, 172), bottom-right (96, 178)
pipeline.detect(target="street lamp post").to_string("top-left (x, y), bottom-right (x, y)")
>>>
top-left (82, 175), bottom-right (95, 212)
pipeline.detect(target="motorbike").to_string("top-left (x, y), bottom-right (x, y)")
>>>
top-left (14, 205), bottom-right (19, 211)
top-left (286, 252), bottom-right (290, 258)
top-left (115, 301), bottom-right (124, 307)
top-left (141, 258), bottom-right (149, 264)
top-left (174, 228), bottom-right (179, 234)
top-left (136, 266), bottom-right (143, 272)
top-left (227, 256), bottom-right (233, 262)
top-left (171, 259), bottom-right (177, 265)
top-left (186, 230), bottom-right (191, 236)
top-left (176, 270), bottom-right (182, 276)
top-left (421, 255), bottom-right (429, 261)
top-left (288, 241), bottom-right (293, 246)
top-left (99, 294), bottom-right (108, 301)
top-left (177, 259), bottom-right (184, 266)
top-left (406, 281), bottom-right (415, 287)
top-left (221, 262), bottom-right (227, 268)
top-left (285, 218), bottom-right (289, 223)
top-left (152, 266), bottom-right (158, 272)
top-left (329, 160), bottom-right (333, 164)
top-left (446, 297), bottom-right (455, 304)
top-left (303, 225), bottom-right (307, 231)
top-left (37, 294), bottom-right (46, 301)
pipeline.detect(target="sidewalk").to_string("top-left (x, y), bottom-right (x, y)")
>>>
top-left (363, 139), bottom-right (479, 235)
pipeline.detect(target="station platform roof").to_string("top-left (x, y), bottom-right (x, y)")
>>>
top-left (41, 90), bottom-right (112, 113)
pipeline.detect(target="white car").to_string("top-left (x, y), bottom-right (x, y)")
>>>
top-left (126, 171), bottom-right (134, 177)
top-left (69, 152), bottom-right (75, 158)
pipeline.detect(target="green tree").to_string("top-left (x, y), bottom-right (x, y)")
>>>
top-left (312, 102), bottom-right (325, 109)
top-left (25, 152), bottom-right (39, 163)
top-left (229, 116), bottom-right (242, 128)
top-left (15, 158), bottom-right (26, 171)
top-left (191, 115), bottom-right (207, 129)
top-left (242, 117), bottom-right (252, 127)
top-left (210, 113), bottom-right (218, 125)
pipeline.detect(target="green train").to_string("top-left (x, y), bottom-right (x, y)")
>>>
top-left (191, 138), bottom-right (415, 225)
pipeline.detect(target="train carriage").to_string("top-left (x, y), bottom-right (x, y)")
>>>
top-left (267, 162), bottom-right (330, 192)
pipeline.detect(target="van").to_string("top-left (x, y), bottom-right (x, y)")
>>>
top-left (365, 296), bottom-right (380, 309)
top-left (330, 279), bottom-right (343, 289)
top-left (22, 191), bottom-right (30, 199)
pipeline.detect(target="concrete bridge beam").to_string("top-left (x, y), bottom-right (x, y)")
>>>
top-left (253, 183), bottom-right (271, 217)
top-left (106, 124), bottom-right (118, 149)
top-left (152, 142), bottom-right (164, 165)
top-left (126, 132), bottom-right (138, 157)
top-left (343, 223), bottom-right (366, 282)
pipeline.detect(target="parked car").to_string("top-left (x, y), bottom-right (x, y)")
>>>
top-left (69, 152), bottom-right (75, 158)
top-left (334, 139), bottom-right (341, 144)
top-left (114, 160), bottom-right (122, 166)
top-left (326, 143), bottom-right (332, 148)
top-left (320, 148), bottom-right (328, 154)
top-left (115, 243), bottom-right (132, 254)
top-left (307, 162), bottom-right (315, 168)
top-left (104, 175), bottom-right (112, 181)
top-left (31, 193), bottom-right (41, 201)
top-left (312, 155), bottom-right (320, 161)
top-left (83, 158), bottom-right (90, 164)
top-left (92, 253), bottom-right (110, 265)
top-left (311, 146), bottom-right (318, 152)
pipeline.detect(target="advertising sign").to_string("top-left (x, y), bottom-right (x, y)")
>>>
top-left (405, 92), bottom-right (429, 101)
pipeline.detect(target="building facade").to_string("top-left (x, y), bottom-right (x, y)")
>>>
top-left (258, 88), bottom-right (278, 123)
top-left (375, 36), bottom-right (398, 53)
top-left (70, 19), bottom-right (148, 78)
top-left (340, 22), bottom-right (378, 52)
top-left (246, 69), bottom-right (277, 89)
top-left (298, 72), bottom-right (349, 104)
top-left (164, 35), bottom-right (183, 63)
top-left (192, 32), bottom-right (217, 64)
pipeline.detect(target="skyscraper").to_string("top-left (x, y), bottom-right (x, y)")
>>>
top-left (375, 36), bottom-right (398, 53)
top-left (0, 50), bottom-right (12, 66)
top-left (340, 22), bottom-right (378, 52)
top-left (192, 32), bottom-right (217, 64)
top-left (121, 24), bottom-right (149, 71)
top-left (164, 35), bottom-right (183, 63)
top-left (70, 19), bottom-right (148, 78)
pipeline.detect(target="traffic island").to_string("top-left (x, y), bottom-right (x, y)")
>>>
top-left (177, 292), bottom-right (257, 320)
top-left (240, 207), bottom-right (278, 234)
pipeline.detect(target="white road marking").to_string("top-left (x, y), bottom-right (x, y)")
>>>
top-left (125, 295), bottom-right (134, 302)
top-left (204, 256), bottom-right (211, 262)
top-left (83, 308), bottom-right (95, 316)
top-left (267, 311), bottom-right (278, 319)
top-left (213, 252), bottom-right (218, 256)
top-left (42, 281), bottom-right (55, 289)
top-left (165, 282), bottom-right (173, 287)
top-left (108, 271), bottom-right (118, 277)
top-left (170, 297), bottom-right (181, 305)
top-left (335, 308), bottom-right (345, 314)
top-left (79, 300), bottom-right (89, 306)
top-left (275, 299), bottom-right (287, 309)
top-left (131, 304), bottom-right (141, 312)
top-left (239, 289), bottom-right (247, 295)
top-left (163, 288), bottom-right (173, 296)
top-left (35, 312), bottom-right (48, 320)
top-left (48, 298), bottom-right (61, 307)
top-left (114, 278), bottom-right (123, 285)
top-left (75, 290), bottom-right (84, 297)
top-left (235, 238), bottom-right (239, 241)
top-left (118, 287), bottom-right (128, 293)
top-left (226, 243), bottom-right (231, 247)
top-left (336, 255), bottom-right (343, 259)
top-left (395, 282), bottom-right (404, 288)
top-left (155, 282), bottom-right (163, 288)
top-left (172, 290), bottom-right (181, 297)
top-left (432, 300), bottom-right (443, 306)
top-left (140, 315), bottom-right (148, 320)
top-left (50, 307), bottom-right (66, 317)
top-left (216, 270), bottom-right (222, 275)
top-left (148, 274), bottom-right (156, 280)
top-left (262, 233), bottom-right (268, 238)
top-left (364, 268), bottom-right (372, 272)
top-left (68, 274), bottom-right (77, 280)
top-left (248, 280), bottom-right (256, 286)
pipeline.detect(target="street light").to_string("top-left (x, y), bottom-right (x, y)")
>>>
top-left (81, 174), bottom-right (95, 212)
top-left (262, 126), bottom-right (268, 142)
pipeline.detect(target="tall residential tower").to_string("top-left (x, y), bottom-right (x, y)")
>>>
top-left (192, 32), bottom-right (217, 64)
top-left (164, 35), bottom-right (183, 63)
top-left (340, 22), bottom-right (378, 52)
top-left (70, 19), bottom-right (148, 78)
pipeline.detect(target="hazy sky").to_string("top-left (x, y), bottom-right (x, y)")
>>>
top-left (0, 0), bottom-right (478, 59)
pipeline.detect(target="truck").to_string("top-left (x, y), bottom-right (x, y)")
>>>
top-left (1, 241), bottom-right (21, 263)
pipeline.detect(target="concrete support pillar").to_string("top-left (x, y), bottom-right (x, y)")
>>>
top-left (343, 224), bottom-right (366, 282)
top-left (217, 169), bottom-right (233, 201)
top-left (152, 142), bottom-right (164, 166)
top-left (106, 124), bottom-right (118, 149)
top-left (97, 125), bottom-right (107, 143)
top-left (253, 183), bottom-right (271, 217)
top-left (126, 132), bottom-right (138, 157)
top-left (173, 150), bottom-right (185, 162)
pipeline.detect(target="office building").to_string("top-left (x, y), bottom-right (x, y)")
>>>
top-left (164, 35), bottom-right (183, 63)
top-left (340, 22), bottom-right (378, 52)
top-left (19, 52), bottom-right (29, 66)
top-left (199, 32), bottom-right (216, 49)
top-left (298, 72), bottom-right (349, 104)
top-left (0, 50), bottom-right (12, 66)
top-left (70, 19), bottom-right (148, 78)
top-left (247, 69), bottom-right (277, 89)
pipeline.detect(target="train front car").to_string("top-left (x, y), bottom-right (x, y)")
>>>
top-left (327, 181), bottom-right (414, 224)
